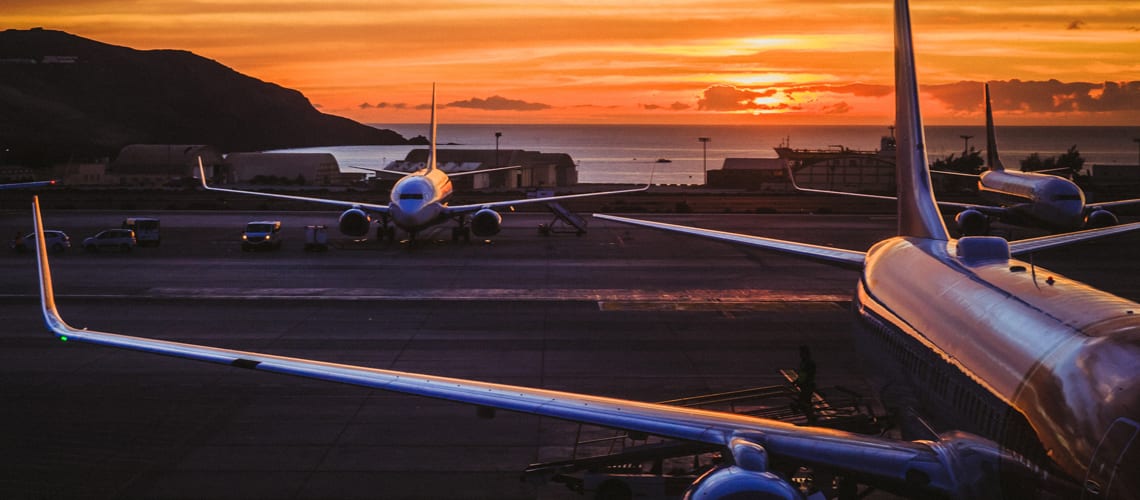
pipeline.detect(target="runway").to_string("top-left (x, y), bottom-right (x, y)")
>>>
top-left (1, 208), bottom-right (1136, 499)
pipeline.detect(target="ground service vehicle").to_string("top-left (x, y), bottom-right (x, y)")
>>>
top-left (122, 218), bottom-right (160, 247)
top-left (242, 221), bottom-right (283, 251)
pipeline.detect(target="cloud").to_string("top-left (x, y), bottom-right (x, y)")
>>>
top-left (445, 95), bottom-right (551, 111)
top-left (360, 102), bottom-right (408, 110)
top-left (641, 101), bottom-right (691, 111)
top-left (697, 85), bottom-right (777, 111)
top-left (926, 80), bottom-right (1140, 113)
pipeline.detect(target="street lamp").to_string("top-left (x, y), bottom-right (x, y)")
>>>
top-left (698, 137), bottom-right (711, 185)
top-left (960, 134), bottom-right (973, 153)
top-left (494, 132), bottom-right (502, 167)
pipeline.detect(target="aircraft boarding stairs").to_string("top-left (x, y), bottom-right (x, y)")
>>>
top-left (538, 201), bottom-right (588, 236)
top-left (524, 369), bottom-right (885, 497)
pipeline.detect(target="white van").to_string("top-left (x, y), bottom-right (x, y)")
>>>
top-left (122, 217), bottom-right (160, 247)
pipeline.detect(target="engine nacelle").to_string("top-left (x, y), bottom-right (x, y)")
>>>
top-left (684, 437), bottom-right (799, 500)
top-left (337, 208), bottom-right (372, 237)
top-left (470, 208), bottom-right (502, 237)
top-left (954, 209), bottom-right (989, 236)
top-left (683, 466), bottom-right (800, 500)
top-left (1084, 209), bottom-right (1118, 229)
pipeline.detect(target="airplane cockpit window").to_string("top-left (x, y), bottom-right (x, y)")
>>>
top-left (400, 193), bottom-right (425, 200)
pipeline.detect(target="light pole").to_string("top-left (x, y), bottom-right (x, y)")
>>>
top-left (960, 134), bottom-right (973, 154)
top-left (698, 137), bottom-right (711, 185)
top-left (494, 132), bottom-right (502, 167)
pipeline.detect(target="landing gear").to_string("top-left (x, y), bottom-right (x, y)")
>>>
top-left (375, 214), bottom-right (396, 243)
top-left (451, 226), bottom-right (470, 242)
top-left (452, 215), bottom-right (472, 243)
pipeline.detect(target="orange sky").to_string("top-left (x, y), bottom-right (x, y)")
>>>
top-left (4, 1), bottom-right (1140, 125)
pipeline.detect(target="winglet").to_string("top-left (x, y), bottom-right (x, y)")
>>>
top-left (894, 0), bottom-right (949, 241)
top-left (32, 196), bottom-right (71, 337)
top-left (429, 84), bottom-right (438, 173)
top-left (984, 83), bottom-right (1005, 172)
top-left (197, 156), bottom-right (210, 189)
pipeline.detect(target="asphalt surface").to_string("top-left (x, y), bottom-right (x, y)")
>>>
top-left (1, 206), bottom-right (1136, 499)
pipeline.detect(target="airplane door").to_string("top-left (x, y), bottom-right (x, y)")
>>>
top-left (1083, 418), bottom-right (1138, 499)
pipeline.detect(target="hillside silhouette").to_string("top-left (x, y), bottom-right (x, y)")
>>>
top-left (0, 28), bottom-right (411, 165)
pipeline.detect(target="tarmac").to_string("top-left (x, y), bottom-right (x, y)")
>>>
top-left (1, 205), bottom-right (1136, 499)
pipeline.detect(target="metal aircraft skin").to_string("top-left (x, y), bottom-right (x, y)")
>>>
top-left (0, 180), bottom-right (56, 190)
top-left (31, 1), bottom-right (1138, 498)
top-left (197, 88), bottom-right (647, 242)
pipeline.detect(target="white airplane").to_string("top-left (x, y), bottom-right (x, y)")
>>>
top-left (0, 180), bottom-right (56, 190)
top-left (198, 89), bottom-right (647, 242)
top-left (30, 1), bottom-right (1140, 498)
top-left (789, 83), bottom-right (1140, 237)
top-left (936, 83), bottom-right (1140, 235)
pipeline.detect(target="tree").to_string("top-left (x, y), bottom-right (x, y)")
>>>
top-left (1021, 145), bottom-right (1084, 177)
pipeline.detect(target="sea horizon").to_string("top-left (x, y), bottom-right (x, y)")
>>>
top-left (277, 124), bottom-right (1140, 185)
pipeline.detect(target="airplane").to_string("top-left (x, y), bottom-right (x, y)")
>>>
top-left (787, 84), bottom-right (1140, 238)
top-left (0, 180), bottom-right (57, 190)
top-left (197, 88), bottom-right (648, 242)
top-left (30, 1), bottom-right (1139, 498)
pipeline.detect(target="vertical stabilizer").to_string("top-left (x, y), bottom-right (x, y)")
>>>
top-left (984, 83), bottom-right (1005, 171)
top-left (428, 84), bottom-right (438, 172)
top-left (894, 0), bottom-right (949, 241)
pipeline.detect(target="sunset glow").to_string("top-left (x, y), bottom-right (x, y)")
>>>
top-left (4, 0), bottom-right (1139, 125)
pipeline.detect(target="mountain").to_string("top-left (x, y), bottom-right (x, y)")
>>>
top-left (0, 28), bottom-right (410, 165)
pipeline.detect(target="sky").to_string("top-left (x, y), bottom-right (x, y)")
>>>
top-left (4, 0), bottom-right (1140, 125)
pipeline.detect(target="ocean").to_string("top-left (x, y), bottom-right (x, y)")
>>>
top-left (276, 125), bottom-right (1140, 185)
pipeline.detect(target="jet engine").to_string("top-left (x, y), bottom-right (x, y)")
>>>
top-left (470, 208), bottom-right (502, 237)
top-left (337, 208), bottom-right (372, 238)
top-left (954, 209), bottom-right (989, 236)
top-left (1084, 209), bottom-right (1118, 229)
top-left (683, 438), bottom-right (799, 500)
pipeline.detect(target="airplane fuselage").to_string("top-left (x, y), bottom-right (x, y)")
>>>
top-left (387, 168), bottom-right (454, 233)
top-left (856, 235), bottom-right (1140, 497)
top-left (978, 170), bottom-right (1086, 231)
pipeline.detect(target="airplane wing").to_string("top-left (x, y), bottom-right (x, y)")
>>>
top-left (1008, 220), bottom-right (1140, 255)
top-left (29, 195), bottom-right (984, 498)
top-left (0, 180), bottom-right (57, 190)
top-left (445, 164), bottom-right (525, 178)
top-left (787, 166), bottom-right (997, 215)
top-left (443, 184), bottom-right (649, 215)
top-left (197, 158), bottom-right (389, 214)
top-left (346, 166), bottom-right (413, 177)
top-left (353, 164), bottom-right (521, 178)
top-left (1089, 197), bottom-right (1140, 211)
top-left (593, 213), bottom-right (866, 269)
top-left (930, 170), bottom-right (981, 179)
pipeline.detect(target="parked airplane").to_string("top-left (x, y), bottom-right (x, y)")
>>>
top-left (788, 84), bottom-right (1140, 237)
top-left (198, 89), bottom-right (647, 242)
top-left (938, 83), bottom-right (1140, 235)
top-left (31, 1), bottom-right (1139, 498)
top-left (0, 180), bottom-right (56, 190)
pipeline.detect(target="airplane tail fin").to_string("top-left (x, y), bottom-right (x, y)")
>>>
top-left (894, 0), bottom-right (949, 241)
top-left (984, 83), bottom-right (1005, 172)
top-left (428, 84), bottom-right (437, 173)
